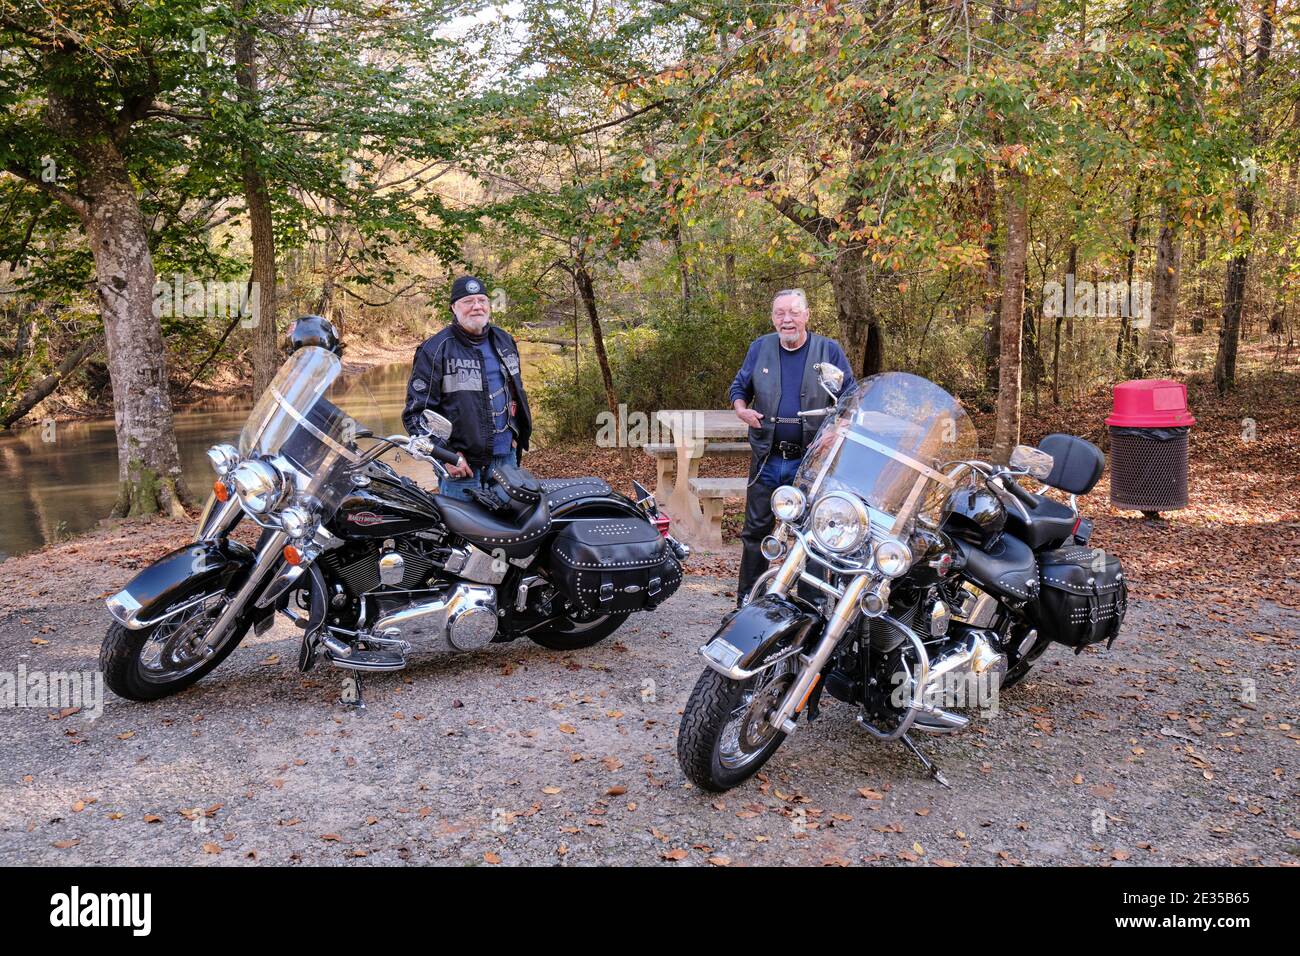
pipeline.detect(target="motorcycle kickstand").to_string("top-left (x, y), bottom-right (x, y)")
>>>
top-left (339, 672), bottom-right (366, 712)
top-left (900, 733), bottom-right (949, 788)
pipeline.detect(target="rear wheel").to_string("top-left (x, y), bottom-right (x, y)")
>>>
top-left (100, 597), bottom-right (250, 702)
top-left (527, 610), bottom-right (630, 651)
top-left (677, 657), bottom-right (796, 792)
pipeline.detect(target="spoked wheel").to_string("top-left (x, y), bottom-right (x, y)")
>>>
top-left (100, 595), bottom-right (249, 702)
top-left (677, 656), bottom-right (796, 792)
top-left (527, 609), bottom-right (630, 651)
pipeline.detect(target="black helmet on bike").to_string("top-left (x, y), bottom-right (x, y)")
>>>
top-left (940, 483), bottom-right (1006, 548)
top-left (288, 315), bottom-right (343, 356)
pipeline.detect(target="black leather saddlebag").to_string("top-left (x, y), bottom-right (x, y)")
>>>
top-left (549, 517), bottom-right (681, 614)
top-left (1036, 546), bottom-right (1128, 651)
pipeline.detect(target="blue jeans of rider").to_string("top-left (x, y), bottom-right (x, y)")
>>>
top-left (437, 453), bottom-right (517, 502)
top-left (737, 452), bottom-right (802, 604)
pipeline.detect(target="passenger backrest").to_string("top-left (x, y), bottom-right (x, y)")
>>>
top-left (1038, 433), bottom-right (1105, 495)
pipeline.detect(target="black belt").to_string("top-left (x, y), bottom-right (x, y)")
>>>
top-left (774, 440), bottom-right (804, 460)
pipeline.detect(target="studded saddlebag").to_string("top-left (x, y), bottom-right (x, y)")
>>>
top-left (1036, 546), bottom-right (1128, 652)
top-left (549, 517), bottom-right (682, 614)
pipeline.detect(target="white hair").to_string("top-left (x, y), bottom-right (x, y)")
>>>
top-left (772, 288), bottom-right (808, 311)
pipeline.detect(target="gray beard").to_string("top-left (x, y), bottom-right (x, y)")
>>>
top-left (458, 315), bottom-right (489, 334)
top-left (779, 332), bottom-right (805, 349)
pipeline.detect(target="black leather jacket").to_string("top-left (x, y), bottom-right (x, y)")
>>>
top-left (402, 322), bottom-right (532, 468)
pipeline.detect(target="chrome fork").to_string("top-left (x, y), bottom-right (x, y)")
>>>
top-left (197, 492), bottom-right (241, 541)
top-left (767, 573), bottom-right (870, 734)
top-left (198, 530), bottom-right (289, 658)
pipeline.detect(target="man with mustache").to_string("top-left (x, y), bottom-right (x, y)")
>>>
top-left (729, 289), bottom-right (854, 604)
top-left (403, 275), bottom-right (532, 501)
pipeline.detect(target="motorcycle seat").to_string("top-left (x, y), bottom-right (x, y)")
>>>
top-left (539, 477), bottom-right (612, 511)
top-left (1004, 490), bottom-right (1078, 550)
top-left (434, 494), bottom-right (553, 559)
top-left (954, 534), bottom-right (1040, 605)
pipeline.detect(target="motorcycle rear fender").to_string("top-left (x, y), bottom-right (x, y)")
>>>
top-left (700, 594), bottom-right (820, 680)
top-left (106, 539), bottom-right (255, 630)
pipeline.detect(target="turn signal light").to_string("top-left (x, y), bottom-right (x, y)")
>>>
top-left (652, 513), bottom-right (671, 537)
top-left (213, 480), bottom-right (230, 502)
top-left (283, 545), bottom-right (303, 566)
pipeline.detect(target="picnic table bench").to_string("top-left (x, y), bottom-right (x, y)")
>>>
top-left (651, 410), bottom-right (751, 547)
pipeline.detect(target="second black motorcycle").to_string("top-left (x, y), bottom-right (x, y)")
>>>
top-left (677, 366), bottom-right (1126, 791)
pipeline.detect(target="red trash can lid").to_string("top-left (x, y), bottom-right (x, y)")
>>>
top-left (1105, 379), bottom-right (1196, 427)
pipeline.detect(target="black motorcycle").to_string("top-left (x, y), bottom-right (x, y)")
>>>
top-left (102, 341), bottom-right (687, 705)
top-left (677, 366), bottom-right (1126, 791)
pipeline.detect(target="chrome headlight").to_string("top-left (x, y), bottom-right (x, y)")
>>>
top-left (810, 491), bottom-right (869, 554)
top-left (230, 458), bottom-right (285, 514)
top-left (771, 485), bottom-right (807, 522)
top-left (280, 503), bottom-right (316, 539)
top-left (207, 443), bottom-right (240, 477)
top-left (874, 538), bottom-right (913, 577)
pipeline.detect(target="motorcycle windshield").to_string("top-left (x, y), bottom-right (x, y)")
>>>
top-left (239, 346), bottom-right (365, 515)
top-left (795, 372), bottom-right (977, 536)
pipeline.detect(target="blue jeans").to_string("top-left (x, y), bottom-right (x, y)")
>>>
top-left (755, 453), bottom-right (801, 489)
top-left (437, 453), bottom-right (517, 502)
top-left (738, 451), bottom-right (803, 600)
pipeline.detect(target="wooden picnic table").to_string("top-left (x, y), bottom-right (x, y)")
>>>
top-left (655, 409), bottom-right (749, 542)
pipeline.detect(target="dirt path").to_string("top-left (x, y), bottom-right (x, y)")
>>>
top-left (1, 545), bottom-right (1295, 865)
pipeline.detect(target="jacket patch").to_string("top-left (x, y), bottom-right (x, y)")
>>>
top-left (502, 352), bottom-right (521, 376)
top-left (411, 378), bottom-right (427, 392)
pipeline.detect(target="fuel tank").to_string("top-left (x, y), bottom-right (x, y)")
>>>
top-left (333, 472), bottom-right (440, 538)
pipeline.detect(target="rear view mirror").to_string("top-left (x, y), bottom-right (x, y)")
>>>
top-left (422, 410), bottom-right (452, 441)
top-left (1010, 444), bottom-right (1054, 480)
top-left (814, 362), bottom-right (845, 398)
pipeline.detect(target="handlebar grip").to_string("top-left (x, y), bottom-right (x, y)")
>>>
top-left (428, 444), bottom-right (462, 466)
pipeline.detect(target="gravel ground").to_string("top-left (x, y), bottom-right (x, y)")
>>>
top-left (0, 572), bottom-right (1294, 868)
top-left (1, 548), bottom-right (1296, 867)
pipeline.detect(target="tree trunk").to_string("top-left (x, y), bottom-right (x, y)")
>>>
top-left (574, 263), bottom-right (630, 468)
top-left (1147, 203), bottom-right (1181, 369)
top-left (1214, 208), bottom-right (1251, 395)
top-left (1270, 105), bottom-right (1298, 335)
top-left (1192, 231), bottom-right (1207, 333)
top-left (827, 245), bottom-right (883, 377)
top-left (979, 171), bottom-right (1002, 395)
top-left (671, 222), bottom-right (693, 319)
top-left (993, 170), bottom-right (1028, 464)
top-left (1213, 0), bottom-right (1274, 393)
top-left (81, 161), bottom-right (190, 518)
top-left (1052, 241), bottom-right (1075, 405)
top-left (1117, 180), bottom-right (1143, 365)
top-left (41, 68), bottom-right (190, 519)
top-left (236, 19), bottom-right (281, 396)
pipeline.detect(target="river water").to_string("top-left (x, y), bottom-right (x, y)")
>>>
top-left (0, 345), bottom-right (559, 560)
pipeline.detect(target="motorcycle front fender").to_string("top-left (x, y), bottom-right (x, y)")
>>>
top-left (699, 594), bottom-right (820, 680)
top-left (106, 539), bottom-right (255, 630)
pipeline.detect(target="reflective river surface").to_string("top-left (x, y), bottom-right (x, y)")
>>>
top-left (0, 345), bottom-right (559, 560)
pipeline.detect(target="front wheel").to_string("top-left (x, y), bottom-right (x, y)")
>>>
top-left (100, 597), bottom-right (249, 702)
top-left (527, 610), bottom-right (630, 651)
top-left (677, 658), bottom-right (796, 792)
